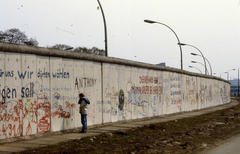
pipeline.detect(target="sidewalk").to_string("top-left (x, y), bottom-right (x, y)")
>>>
top-left (0, 100), bottom-right (238, 154)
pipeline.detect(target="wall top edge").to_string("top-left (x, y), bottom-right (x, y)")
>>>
top-left (0, 42), bottom-right (229, 84)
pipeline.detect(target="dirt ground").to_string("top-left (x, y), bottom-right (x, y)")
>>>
top-left (17, 100), bottom-right (240, 154)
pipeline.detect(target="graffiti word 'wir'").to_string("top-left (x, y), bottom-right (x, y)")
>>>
top-left (18, 71), bottom-right (34, 79)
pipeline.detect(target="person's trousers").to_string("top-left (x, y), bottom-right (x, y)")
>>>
top-left (81, 113), bottom-right (87, 132)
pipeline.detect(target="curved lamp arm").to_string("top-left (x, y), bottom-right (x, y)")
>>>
top-left (179, 43), bottom-right (206, 75)
top-left (97, 0), bottom-right (108, 56)
top-left (191, 61), bottom-right (209, 75)
top-left (144, 19), bottom-right (183, 70)
top-left (189, 65), bottom-right (202, 74)
top-left (191, 53), bottom-right (212, 76)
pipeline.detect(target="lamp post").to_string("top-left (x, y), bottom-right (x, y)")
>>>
top-left (191, 61), bottom-right (209, 75)
top-left (97, 0), bottom-right (108, 56)
top-left (220, 72), bottom-right (226, 78)
top-left (191, 53), bottom-right (212, 76)
top-left (178, 43), bottom-right (207, 75)
top-left (144, 19), bottom-right (183, 70)
top-left (226, 69), bottom-right (236, 81)
top-left (189, 65), bottom-right (202, 74)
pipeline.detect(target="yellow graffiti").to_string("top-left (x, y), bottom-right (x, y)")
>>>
top-left (191, 99), bottom-right (196, 105)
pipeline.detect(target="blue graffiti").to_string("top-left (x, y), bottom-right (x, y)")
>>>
top-left (171, 90), bottom-right (181, 96)
top-left (171, 84), bottom-right (181, 88)
top-left (163, 86), bottom-right (169, 91)
top-left (163, 79), bottom-right (169, 83)
top-left (173, 77), bottom-right (181, 81)
top-left (0, 69), bottom-right (14, 78)
top-left (52, 68), bottom-right (70, 78)
top-left (151, 96), bottom-right (158, 116)
top-left (128, 87), bottom-right (141, 105)
top-left (37, 68), bottom-right (50, 78)
top-left (18, 71), bottom-right (34, 79)
top-left (21, 82), bottom-right (34, 98)
top-left (0, 69), bottom-right (3, 77)
top-left (0, 87), bottom-right (16, 99)
top-left (137, 100), bottom-right (148, 117)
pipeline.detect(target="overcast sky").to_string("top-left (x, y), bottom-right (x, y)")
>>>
top-left (1, 0), bottom-right (240, 80)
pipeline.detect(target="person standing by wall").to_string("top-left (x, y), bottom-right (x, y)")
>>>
top-left (78, 93), bottom-right (90, 133)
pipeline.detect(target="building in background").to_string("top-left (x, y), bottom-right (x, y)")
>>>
top-left (229, 79), bottom-right (238, 96)
top-left (156, 62), bottom-right (166, 66)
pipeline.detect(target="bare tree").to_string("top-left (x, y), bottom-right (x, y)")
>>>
top-left (24, 38), bottom-right (39, 46)
top-left (47, 44), bottom-right (105, 56)
top-left (92, 47), bottom-right (105, 56)
top-left (0, 28), bottom-right (39, 46)
top-left (73, 46), bottom-right (105, 56)
top-left (48, 44), bottom-right (73, 50)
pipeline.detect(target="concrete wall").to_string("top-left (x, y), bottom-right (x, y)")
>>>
top-left (0, 43), bottom-right (230, 139)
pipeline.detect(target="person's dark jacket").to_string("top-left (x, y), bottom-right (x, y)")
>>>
top-left (78, 97), bottom-right (90, 105)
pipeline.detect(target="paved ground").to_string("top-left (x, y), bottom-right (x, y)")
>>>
top-left (206, 133), bottom-right (240, 154)
top-left (0, 101), bottom-right (238, 154)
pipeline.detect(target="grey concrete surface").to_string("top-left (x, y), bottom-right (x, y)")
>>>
top-left (205, 134), bottom-right (240, 154)
top-left (0, 100), bottom-right (238, 154)
top-left (0, 42), bottom-right (229, 82)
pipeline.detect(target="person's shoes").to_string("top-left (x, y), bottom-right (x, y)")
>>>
top-left (80, 131), bottom-right (87, 133)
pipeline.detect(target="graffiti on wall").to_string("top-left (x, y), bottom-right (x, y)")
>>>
top-left (103, 75), bottom-right (163, 119)
top-left (137, 76), bottom-right (163, 95)
top-left (75, 77), bottom-right (97, 90)
top-left (118, 89), bottom-right (124, 111)
top-left (37, 68), bottom-right (70, 79)
top-left (0, 53), bottom-right (231, 140)
top-left (199, 84), bottom-right (207, 105)
top-left (206, 85), bottom-right (213, 103)
top-left (163, 78), bottom-right (170, 111)
top-left (221, 85), bottom-right (228, 103)
top-left (128, 76), bottom-right (163, 117)
top-left (213, 83), bottom-right (220, 103)
top-left (0, 65), bottom-right (77, 138)
top-left (169, 75), bottom-right (182, 111)
top-left (185, 77), bottom-right (197, 106)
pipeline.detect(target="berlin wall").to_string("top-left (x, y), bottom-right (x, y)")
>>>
top-left (0, 42), bottom-right (230, 139)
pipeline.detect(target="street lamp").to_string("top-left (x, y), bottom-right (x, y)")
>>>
top-left (144, 19), bottom-right (183, 70)
top-left (191, 53), bottom-right (212, 76)
top-left (97, 0), bottom-right (108, 57)
top-left (178, 43), bottom-right (207, 75)
top-left (189, 65), bottom-right (202, 74)
top-left (220, 72), bottom-right (227, 78)
top-left (191, 61), bottom-right (209, 75)
top-left (226, 69), bottom-right (236, 81)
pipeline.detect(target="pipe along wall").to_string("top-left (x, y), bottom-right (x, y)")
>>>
top-left (0, 43), bottom-right (230, 139)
